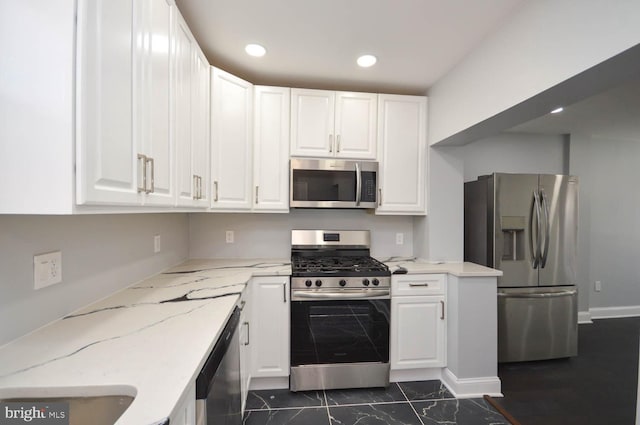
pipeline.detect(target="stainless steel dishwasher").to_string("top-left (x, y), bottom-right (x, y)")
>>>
top-left (195, 306), bottom-right (241, 425)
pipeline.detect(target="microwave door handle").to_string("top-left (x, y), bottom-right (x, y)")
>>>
top-left (355, 163), bottom-right (362, 206)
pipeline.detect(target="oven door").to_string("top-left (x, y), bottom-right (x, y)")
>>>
top-left (290, 293), bottom-right (390, 366)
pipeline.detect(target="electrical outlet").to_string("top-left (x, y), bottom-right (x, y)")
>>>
top-left (226, 230), bottom-right (234, 244)
top-left (34, 251), bottom-right (62, 290)
top-left (154, 235), bottom-right (161, 253)
top-left (396, 233), bottom-right (404, 245)
top-left (594, 280), bottom-right (602, 292)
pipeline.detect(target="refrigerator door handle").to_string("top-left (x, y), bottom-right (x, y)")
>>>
top-left (530, 190), bottom-right (541, 268)
top-left (498, 289), bottom-right (577, 298)
top-left (540, 190), bottom-right (551, 268)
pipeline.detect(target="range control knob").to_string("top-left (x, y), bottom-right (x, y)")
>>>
top-left (305, 279), bottom-right (313, 287)
top-left (315, 280), bottom-right (322, 287)
top-left (362, 279), bottom-right (370, 286)
top-left (372, 278), bottom-right (380, 286)
top-left (339, 279), bottom-right (347, 287)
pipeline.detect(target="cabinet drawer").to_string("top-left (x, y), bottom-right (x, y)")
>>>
top-left (392, 274), bottom-right (445, 296)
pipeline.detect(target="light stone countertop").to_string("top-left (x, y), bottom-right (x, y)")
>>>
top-left (0, 257), bottom-right (498, 425)
top-left (0, 259), bottom-right (290, 425)
top-left (380, 257), bottom-right (503, 277)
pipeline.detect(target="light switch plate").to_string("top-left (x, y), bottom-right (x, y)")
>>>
top-left (34, 251), bottom-right (62, 290)
top-left (395, 233), bottom-right (404, 245)
top-left (154, 235), bottom-right (161, 253)
top-left (226, 230), bottom-right (234, 243)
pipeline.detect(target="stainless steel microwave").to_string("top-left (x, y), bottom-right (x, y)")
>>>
top-left (290, 158), bottom-right (378, 209)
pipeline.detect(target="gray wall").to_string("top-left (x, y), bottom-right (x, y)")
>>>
top-left (0, 214), bottom-right (189, 345)
top-left (189, 210), bottom-right (414, 259)
top-left (461, 133), bottom-right (569, 182)
top-left (570, 133), bottom-right (640, 313)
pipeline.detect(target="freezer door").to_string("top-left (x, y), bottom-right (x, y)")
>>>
top-left (494, 173), bottom-right (539, 287)
top-left (497, 286), bottom-right (578, 362)
top-left (538, 175), bottom-right (578, 287)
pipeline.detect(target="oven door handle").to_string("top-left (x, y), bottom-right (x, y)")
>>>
top-left (291, 289), bottom-right (390, 300)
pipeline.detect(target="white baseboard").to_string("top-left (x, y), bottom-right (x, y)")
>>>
top-left (590, 305), bottom-right (640, 320)
top-left (390, 368), bottom-right (442, 383)
top-left (578, 311), bottom-right (593, 324)
top-left (441, 368), bottom-right (502, 399)
top-left (249, 376), bottom-right (289, 391)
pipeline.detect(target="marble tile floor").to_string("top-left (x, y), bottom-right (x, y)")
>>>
top-left (243, 380), bottom-right (509, 425)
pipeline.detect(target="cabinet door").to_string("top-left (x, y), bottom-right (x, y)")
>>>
top-left (190, 46), bottom-right (210, 207)
top-left (376, 94), bottom-right (427, 215)
top-left (135, 0), bottom-right (173, 206)
top-left (334, 92), bottom-right (377, 159)
top-left (210, 67), bottom-right (253, 210)
top-left (173, 11), bottom-right (195, 206)
top-left (250, 277), bottom-right (290, 378)
top-left (290, 89), bottom-right (335, 157)
top-left (239, 288), bottom-right (251, 413)
top-left (76, 0), bottom-right (140, 205)
top-left (253, 86), bottom-right (290, 212)
top-left (391, 296), bottom-right (445, 369)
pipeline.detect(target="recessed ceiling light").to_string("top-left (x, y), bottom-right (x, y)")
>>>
top-left (245, 43), bottom-right (266, 57)
top-left (357, 54), bottom-right (377, 68)
top-left (550, 107), bottom-right (564, 114)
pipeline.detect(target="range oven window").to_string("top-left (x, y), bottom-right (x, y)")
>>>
top-left (291, 299), bottom-right (390, 366)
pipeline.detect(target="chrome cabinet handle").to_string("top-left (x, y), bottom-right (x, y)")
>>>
top-left (329, 134), bottom-right (333, 153)
top-left (137, 154), bottom-right (147, 193)
top-left (255, 186), bottom-right (259, 204)
top-left (239, 300), bottom-right (246, 310)
top-left (355, 163), bottom-right (362, 206)
top-left (337, 135), bottom-right (341, 152)
top-left (146, 157), bottom-right (154, 193)
top-left (409, 283), bottom-right (429, 287)
top-left (193, 175), bottom-right (198, 200)
top-left (283, 283), bottom-right (287, 303)
top-left (198, 176), bottom-right (203, 199)
top-left (243, 321), bottom-right (250, 346)
top-left (440, 300), bottom-right (445, 320)
top-left (378, 188), bottom-right (382, 206)
top-left (214, 181), bottom-right (219, 202)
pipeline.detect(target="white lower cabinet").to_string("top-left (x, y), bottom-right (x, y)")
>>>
top-left (239, 286), bottom-right (251, 413)
top-left (250, 276), bottom-right (290, 382)
top-left (390, 274), bottom-right (446, 371)
top-left (171, 381), bottom-right (196, 425)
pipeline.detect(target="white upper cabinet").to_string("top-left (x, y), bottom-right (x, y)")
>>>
top-left (253, 86), bottom-right (290, 213)
top-left (76, 0), bottom-right (139, 205)
top-left (210, 67), bottom-right (253, 210)
top-left (376, 94), bottom-right (427, 215)
top-left (173, 10), bottom-right (209, 208)
top-left (290, 89), bottom-right (377, 159)
top-left (135, 0), bottom-right (173, 206)
top-left (190, 47), bottom-right (210, 207)
top-left (77, 0), bottom-right (174, 206)
top-left (334, 92), bottom-right (378, 159)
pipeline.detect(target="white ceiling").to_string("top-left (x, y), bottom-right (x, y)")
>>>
top-left (174, 0), bottom-right (526, 94)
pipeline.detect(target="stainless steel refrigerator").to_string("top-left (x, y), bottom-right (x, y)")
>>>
top-left (464, 173), bottom-right (578, 362)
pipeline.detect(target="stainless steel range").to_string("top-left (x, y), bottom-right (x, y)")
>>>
top-left (289, 230), bottom-right (391, 392)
